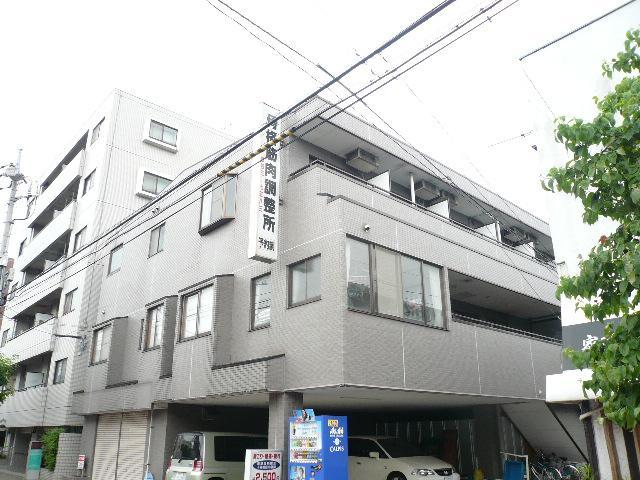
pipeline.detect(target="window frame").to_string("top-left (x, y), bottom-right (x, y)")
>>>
top-left (90, 324), bottom-right (112, 365)
top-left (144, 303), bottom-right (165, 350)
top-left (52, 358), bottom-right (67, 385)
top-left (346, 236), bottom-right (449, 330)
top-left (148, 223), bottom-right (165, 257)
top-left (250, 273), bottom-right (272, 330)
top-left (199, 175), bottom-right (237, 234)
top-left (149, 120), bottom-right (178, 147)
top-left (73, 227), bottom-right (87, 253)
top-left (108, 244), bottom-right (123, 275)
top-left (1, 329), bottom-right (8, 347)
top-left (141, 171), bottom-right (171, 196)
top-left (90, 118), bottom-right (104, 145)
top-left (83, 170), bottom-right (96, 196)
top-left (143, 119), bottom-right (179, 152)
top-left (62, 289), bottom-right (77, 315)
top-left (288, 255), bottom-right (322, 308)
top-left (179, 284), bottom-right (214, 341)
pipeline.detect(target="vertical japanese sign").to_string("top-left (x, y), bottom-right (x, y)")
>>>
top-left (248, 109), bottom-right (281, 263)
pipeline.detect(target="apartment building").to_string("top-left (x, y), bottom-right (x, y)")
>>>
top-left (44, 96), bottom-right (584, 480)
top-left (0, 90), bottom-right (233, 475)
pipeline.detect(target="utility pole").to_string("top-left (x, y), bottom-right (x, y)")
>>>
top-left (0, 148), bottom-right (26, 296)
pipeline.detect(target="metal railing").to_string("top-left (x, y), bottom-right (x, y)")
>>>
top-left (452, 313), bottom-right (562, 344)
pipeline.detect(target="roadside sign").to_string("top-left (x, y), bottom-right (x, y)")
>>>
top-left (77, 454), bottom-right (86, 470)
top-left (244, 449), bottom-right (283, 480)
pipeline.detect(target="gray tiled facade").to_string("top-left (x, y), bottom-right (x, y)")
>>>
top-left (2, 94), bottom-right (565, 478)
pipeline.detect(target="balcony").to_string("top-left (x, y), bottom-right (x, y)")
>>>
top-left (27, 149), bottom-right (84, 229)
top-left (1, 317), bottom-right (56, 363)
top-left (18, 201), bottom-right (76, 274)
top-left (5, 261), bottom-right (65, 319)
top-left (0, 385), bottom-right (46, 427)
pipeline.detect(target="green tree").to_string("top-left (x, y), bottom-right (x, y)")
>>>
top-left (42, 427), bottom-right (64, 471)
top-left (0, 354), bottom-right (15, 403)
top-left (544, 29), bottom-right (640, 430)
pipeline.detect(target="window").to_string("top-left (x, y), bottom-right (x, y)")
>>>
top-left (145, 304), bottom-right (164, 349)
top-left (18, 239), bottom-right (25, 256)
top-left (171, 434), bottom-right (202, 461)
top-left (149, 120), bottom-right (178, 147)
top-left (91, 325), bottom-right (112, 364)
top-left (346, 238), bottom-right (371, 312)
top-left (347, 438), bottom-right (388, 458)
top-left (83, 170), bottom-right (95, 196)
top-left (53, 358), bottom-right (67, 384)
top-left (1, 330), bottom-right (8, 347)
top-left (181, 286), bottom-right (214, 339)
top-left (74, 227), bottom-right (86, 253)
top-left (346, 238), bottom-right (446, 328)
top-left (200, 176), bottom-right (237, 232)
top-left (251, 274), bottom-right (271, 329)
top-left (289, 256), bottom-right (321, 307)
top-left (214, 436), bottom-right (267, 462)
top-left (90, 119), bottom-right (104, 145)
top-left (142, 172), bottom-right (171, 196)
top-left (108, 245), bottom-right (123, 274)
top-left (149, 224), bottom-right (165, 256)
top-left (63, 289), bottom-right (76, 315)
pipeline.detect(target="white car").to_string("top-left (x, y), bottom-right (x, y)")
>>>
top-left (348, 436), bottom-right (460, 480)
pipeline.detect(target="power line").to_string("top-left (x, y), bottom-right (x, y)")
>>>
top-left (519, 0), bottom-right (638, 61)
top-left (5, 0), bottom-right (557, 317)
top-left (6, 0), bottom-right (468, 306)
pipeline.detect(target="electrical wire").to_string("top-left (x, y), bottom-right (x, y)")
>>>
top-left (5, 0), bottom-right (472, 307)
top-left (5, 0), bottom-right (555, 314)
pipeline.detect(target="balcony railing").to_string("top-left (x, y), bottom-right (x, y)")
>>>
top-left (5, 259), bottom-right (65, 319)
top-left (0, 317), bottom-right (56, 363)
top-left (28, 149), bottom-right (84, 229)
top-left (452, 313), bottom-right (561, 344)
top-left (18, 201), bottom-right (76, 272)
top-left (292, 160), bottom-right (556, 268)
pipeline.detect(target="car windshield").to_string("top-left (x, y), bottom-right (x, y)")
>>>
top-left (377, 438), bottom-right (425, 458)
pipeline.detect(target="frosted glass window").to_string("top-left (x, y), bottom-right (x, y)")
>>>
top-left (289, 256), bottom-right (321, 306)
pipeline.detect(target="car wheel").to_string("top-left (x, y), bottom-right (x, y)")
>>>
top-left (387, 473), bottom-right (407, 480)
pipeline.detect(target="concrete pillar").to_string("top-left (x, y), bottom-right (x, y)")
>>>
top-left (410, 174), bottom-right (416, 204)
top-left (472, 405), bottom-right (502, 479)
top-left (269, 392), bottom-right (303, 474)
top-left (79, 415), bottom-right (98, 477)
top-left (147, 408), bottom-right (170, 480)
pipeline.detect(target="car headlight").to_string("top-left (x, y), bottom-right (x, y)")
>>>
top-left (411, 469), bottom-right (436, 476)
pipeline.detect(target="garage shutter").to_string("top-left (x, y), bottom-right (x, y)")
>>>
top-left (93, 413), bottom-right (122, 480)
top-left (116, 412), bottom-right (149, 480)
top-left (92, 412), bottom-right (149, 480)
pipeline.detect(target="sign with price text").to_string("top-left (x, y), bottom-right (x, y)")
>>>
top-left (244, 449), bottom-right (282, 480)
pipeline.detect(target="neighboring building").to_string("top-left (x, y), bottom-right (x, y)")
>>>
top-left (62, 96), bottom-right (577, 480)
top-left (528, 3), bottom-right (640, 478)
top-left (0, 90), bottom-right (233, 475)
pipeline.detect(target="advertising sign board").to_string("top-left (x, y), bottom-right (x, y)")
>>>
top-left (244, 449), bottom-right (283, 480)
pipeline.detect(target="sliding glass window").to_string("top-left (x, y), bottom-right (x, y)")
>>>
top-left (346, 237), bottom-right (446, 328)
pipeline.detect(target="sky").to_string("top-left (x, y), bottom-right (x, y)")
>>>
top-left (0, 0), bottom-right (638, 259)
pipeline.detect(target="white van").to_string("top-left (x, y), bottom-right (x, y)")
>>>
top-left (166, 432), bottom-right (267, 480)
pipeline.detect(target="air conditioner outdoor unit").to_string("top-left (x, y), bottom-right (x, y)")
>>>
top-left (502, 226), bottom-right (531, 244)
top-left (346, 148), bottom-right (379, 173)
top-left (414, 180), bottom-right (439, 200)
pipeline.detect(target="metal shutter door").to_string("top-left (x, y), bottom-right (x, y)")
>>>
top-left (116, 412), bottom-right (149, 480)
top-left (93, 413), bottom-right (122, 480)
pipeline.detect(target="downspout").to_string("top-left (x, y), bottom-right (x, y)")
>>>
top-left (144, 404), bottom-right (154, 479)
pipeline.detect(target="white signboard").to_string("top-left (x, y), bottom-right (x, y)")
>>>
top-left (244, 449), bottom-right (283, 480)
top-left (248, 111), bottom-right (281, 263)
